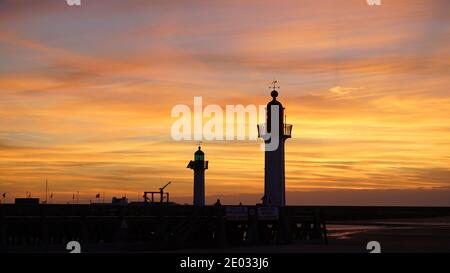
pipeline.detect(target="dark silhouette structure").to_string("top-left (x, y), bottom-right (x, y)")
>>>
top-left (258, 86), bottom-right (292, 206)
top-left (1, 203), bottom-right (448, 252)
top-left (187, 146), bottom-right (208, 206)
top-left (143, 182), bottom-right (171, 204)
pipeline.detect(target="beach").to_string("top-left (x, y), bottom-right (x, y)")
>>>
top-left (174, 216), bottom-right (450, 253)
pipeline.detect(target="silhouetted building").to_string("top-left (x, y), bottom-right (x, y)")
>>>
top-left (15, 198), bottom-right (39, 205)
top-left (187, 146), bottom-right (208, 206)
top-left (112, 197), bottom-right (128, 206)
top-left (258, 88), bottom-right (292, 206)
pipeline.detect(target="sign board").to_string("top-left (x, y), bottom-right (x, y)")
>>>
top-left (226, 206), bottom-right (248, 221)
top-left (257, 207), bottom-right (279, 220)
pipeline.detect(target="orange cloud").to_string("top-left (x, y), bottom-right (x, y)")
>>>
top-left (0, 0), bottom-right (449, 205)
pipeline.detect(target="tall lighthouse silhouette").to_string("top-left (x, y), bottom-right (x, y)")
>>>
top-left (187, 145), bottom-right (208, 206)
top-left (258, 81), bottom-right (292, 206)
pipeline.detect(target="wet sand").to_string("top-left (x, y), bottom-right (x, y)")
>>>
top-left (175, 216), bottom-right (450, 253)
top-left (325, 216), bottom-right (450, 252)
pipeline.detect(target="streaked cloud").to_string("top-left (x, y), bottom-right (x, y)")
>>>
top-left (0, 0), bottom-right (449, 205)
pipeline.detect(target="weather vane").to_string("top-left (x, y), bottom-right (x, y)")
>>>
top-left (269, 79), bottom-right (280, 90)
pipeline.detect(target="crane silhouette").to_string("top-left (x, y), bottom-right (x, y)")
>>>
top-left (143, 181), bottom-right (172, 204)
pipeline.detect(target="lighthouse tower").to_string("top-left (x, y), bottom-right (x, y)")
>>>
top-left (258, 83), bottom-right (292, 206)
top-left (187, 146), bottom-right (208, 206)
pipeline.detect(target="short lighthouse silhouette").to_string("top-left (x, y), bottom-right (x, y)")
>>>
top-left (187, 145), bottom-right (208, 206)
top-left (258, 82), bottom-right (292, 206)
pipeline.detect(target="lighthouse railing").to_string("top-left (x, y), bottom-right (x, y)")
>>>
top-left (257, 124), bottom-right (266, 138)
top-left (257, 123), bottom-right (292, 138)
top-left (284, 124), bottom-right (292, 138)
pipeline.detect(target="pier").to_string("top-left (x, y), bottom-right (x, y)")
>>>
top-left (1, 204), bottom-right (448, 252)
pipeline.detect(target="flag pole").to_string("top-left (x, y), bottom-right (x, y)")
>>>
top-left (45, 179), bottom-right (48, 204)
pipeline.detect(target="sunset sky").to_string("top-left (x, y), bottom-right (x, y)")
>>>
top-left (0, 0), bottom-right (449, 205)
